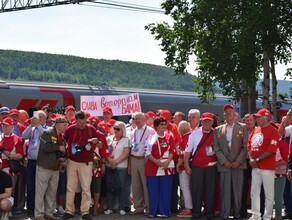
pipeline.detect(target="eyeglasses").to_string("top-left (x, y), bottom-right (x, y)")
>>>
top-left (159, 123), bottom-right (167, 126)
top-left (113, 127), bottom-right (121, 131)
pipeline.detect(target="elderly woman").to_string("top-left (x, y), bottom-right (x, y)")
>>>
top-left (145, 117), bottom-right (175, 218)
top-left (104, 121), bottom-right (131, 216)
top-left (176, 120), bottom-right (192, 217)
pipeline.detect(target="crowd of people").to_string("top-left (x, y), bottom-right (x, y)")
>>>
top-left (0, 103), bottom-right (292, 220)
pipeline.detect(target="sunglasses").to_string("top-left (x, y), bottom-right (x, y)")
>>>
top-left (113, 127), bottom-right (121, 131)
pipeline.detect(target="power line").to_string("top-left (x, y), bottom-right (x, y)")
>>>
top-left (102, 0), bottom-right (162, 10)
top-left (83, 0), bottom-right (164, 14)
top-left (80, 3), bottom-right (162, 14)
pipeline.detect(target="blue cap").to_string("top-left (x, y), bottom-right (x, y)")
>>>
top-left (0, 106), bottom-right (10, 114)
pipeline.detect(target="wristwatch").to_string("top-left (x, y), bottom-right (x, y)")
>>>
top-left (255, 157), bottom-right (260, 162)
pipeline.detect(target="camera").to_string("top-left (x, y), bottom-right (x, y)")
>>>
top-left (71, 143), bottom-right (91, 157)
top-left (56, 151), bottom-right (67, 159)
top-left (75, 145), bottom-right (84, 157)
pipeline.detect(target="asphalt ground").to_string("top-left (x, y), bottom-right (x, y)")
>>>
top-left (8, 209), bottom-right (254, 220)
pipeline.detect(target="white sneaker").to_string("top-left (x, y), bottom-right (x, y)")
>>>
top-left (1, 212), bottom-right (9, 220)
top-left (104, 210), bottom-right (113, 215)
top-left (120, 210), bottom-right (126, 215)
top-left (57, 205), bottom-right (65, 214)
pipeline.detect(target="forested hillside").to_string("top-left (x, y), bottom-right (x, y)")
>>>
top-left (0, 49), bottom-right (197, 91)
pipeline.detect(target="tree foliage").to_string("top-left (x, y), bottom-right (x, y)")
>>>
top-left (0, 49), bottom-right (198, 91)
top-left (146, 0), bottom-right (292, 104)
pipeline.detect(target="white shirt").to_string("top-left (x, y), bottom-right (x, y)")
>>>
top-left (226, 123), bottom-right (234, 149)
top-left (130, 124), bottom-right (154, 156)
top-left (185, 127), bottom-right (203, 155)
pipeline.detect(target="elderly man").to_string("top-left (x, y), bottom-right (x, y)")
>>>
top-left (173, 111), bottom-right (185, 126)
top-left (0, 107), bottom-right (10, 122)
top-left (188, 109), bottom-right (200, 131)
top-left (214, 104), bottom-right (247, 220)
top-left (185, 112), bottom-right (217, 220)
top-left (248, 109), bottom-right (279, 220)
top-left (18, 110), bottom-right (29, 126)
top-left (10, 109), bottom-right (26, 137)
top-left (62, 111), bottom-right (100, 220)
top-left (0, 158), bottom-right (13, 220)
top-left (102, 107), bottom-right (113, 123)
top-left (64, 106), bottom-right (76, 124)
top-left (241, 113), bottom-right (256, 218)
top-left (145, 111), bottom-right (156, 127)
top-left (129, 112), bottom-right (154, 215)
top-left (22, 110), bottom-right (49, 217)
top-left (34, 117), bottom-right (68, 220)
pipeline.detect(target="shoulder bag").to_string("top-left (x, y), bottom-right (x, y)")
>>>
top-left (189, 130), bottom-right (213, 164)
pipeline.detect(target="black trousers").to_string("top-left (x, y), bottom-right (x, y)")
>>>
top-left (191, 166), bottom-right (217, 220)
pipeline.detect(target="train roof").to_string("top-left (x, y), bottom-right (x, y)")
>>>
top-left (0, 79), bottom-right (228, 99)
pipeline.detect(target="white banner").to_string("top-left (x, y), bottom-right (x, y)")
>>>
top-left (80, 93), bottom-right (141, 116)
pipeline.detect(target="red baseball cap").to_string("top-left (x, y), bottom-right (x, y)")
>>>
top-left (223, 104), bottom-right (235, 111)
top-left (160, 110), bottom-right (172, 121)
top-left (145, 111), bottom-right (156, 119)
top-left (108, 119), bottom-right (117, 126)
top-left (2, 117), bottom-right (14, 125)
top-left (10, 109), bottom-right (20, 116)
top-left (87, 116), bottom-right (101, 124)
top-left (25, 118), bottom-right (31, 125)
top-left (65, 105), bottom-right (75, 113)
top-left (254, 109), bottom-right (271, 117)
top-left (51, 113), bottom-right (63, 122)
top-left (103, 107), bottom-right (113, 114)
top-left (201, 112), bottom-right (214, 121)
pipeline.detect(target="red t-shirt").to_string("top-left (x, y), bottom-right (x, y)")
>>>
top-left (167, 123), bottom-right (181, 162)
top-left (178, 132), bottom-right (191, 171)
top-left (0, 134), bottom-right (24, 171)
top-left (64, 124), bottom-right (99, 163)
top-left (191, 131), bottom-right (217, 168)
top-left (248, 124), bottom-right (279, 170)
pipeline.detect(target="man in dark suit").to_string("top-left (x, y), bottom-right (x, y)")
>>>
top-left (214, 104), bottom-right (248, 220)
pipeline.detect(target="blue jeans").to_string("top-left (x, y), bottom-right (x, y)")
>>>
top-left (106, 168), bottom-right (129, 211)
top-left (26, 159), bottom-right (37, 213)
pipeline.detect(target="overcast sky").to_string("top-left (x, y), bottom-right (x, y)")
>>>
top-left (0, 0), bottom-right (290, 80)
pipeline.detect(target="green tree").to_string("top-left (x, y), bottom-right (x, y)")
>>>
top-left (146, 0), bottom-right (292, 117)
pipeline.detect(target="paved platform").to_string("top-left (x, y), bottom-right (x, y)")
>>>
top-left (9, 210), bottom-right (227, 220)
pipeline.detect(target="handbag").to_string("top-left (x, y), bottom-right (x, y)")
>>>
top-left (9, 159), bottom-right (23, 173)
